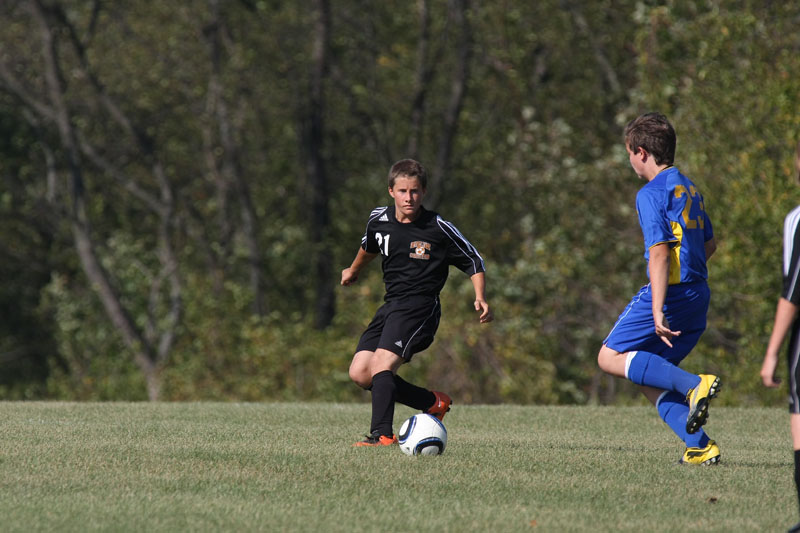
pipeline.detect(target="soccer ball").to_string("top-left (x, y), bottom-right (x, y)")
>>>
top-left (398, 414), bottom-right (447, 456)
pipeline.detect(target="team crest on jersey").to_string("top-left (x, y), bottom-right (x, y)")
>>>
top-left (409, 241), bottom-right (431, 260)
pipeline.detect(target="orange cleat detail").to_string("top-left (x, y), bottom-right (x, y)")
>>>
top-left (353, 433), bottom-right (398, 447)
top-left (425, 391), bottom-right (452, 421)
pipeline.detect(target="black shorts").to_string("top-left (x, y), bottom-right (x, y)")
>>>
top-left (355, 296), bottom-right (441, 361)
top-left (788, 324), bottom-right (800, 414)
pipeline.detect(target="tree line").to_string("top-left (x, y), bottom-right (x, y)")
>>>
top-left (0, 0), bottom-right (798, 404)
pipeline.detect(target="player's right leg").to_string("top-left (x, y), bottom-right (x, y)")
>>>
top-left (791, 432), bottom-right (800, 533)
top-left (791, 412), bottom-right (800, 526)
top-left (352, 349), bottom-right (405, 446)
top-left (786, 330), bottom-right (800, 529)
top-left (679, 440), bottom-right (721, 466)
top-left (348, 350), bottom-right (398, 446)
top-left (644, 387), bottom-right (720, 465)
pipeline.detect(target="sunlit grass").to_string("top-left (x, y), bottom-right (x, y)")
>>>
top-left (0, 402), bottom-right (795, 532)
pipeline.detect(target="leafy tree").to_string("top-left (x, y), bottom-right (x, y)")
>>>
top-left (0, 0), bottom-right (797, 406)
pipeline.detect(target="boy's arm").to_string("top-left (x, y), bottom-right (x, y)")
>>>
top-left (705, 237), bottom-right (717, 260)
top-left (761, 297), bottom-right (798, 387)
top-left (341, 247), bottom-right (378, 286)
top-left (648, 243), bottom-right (680, 346)
top-left (470, 272), bottom-right (493, 323)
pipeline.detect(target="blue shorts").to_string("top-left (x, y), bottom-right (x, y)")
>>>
top-left (604, 281), bottom-right (709, 365)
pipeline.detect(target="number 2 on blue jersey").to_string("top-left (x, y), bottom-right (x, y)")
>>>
top-left (674, 185), bottom-right (705, 230)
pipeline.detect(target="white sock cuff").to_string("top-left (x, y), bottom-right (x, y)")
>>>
top-left (624, 351), bottom-right (638, 380)
top-left (655, 390), bottom-right (669, 408)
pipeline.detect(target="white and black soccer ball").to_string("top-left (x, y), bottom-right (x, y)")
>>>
top-left (398, 414), bottom-right (447, 456)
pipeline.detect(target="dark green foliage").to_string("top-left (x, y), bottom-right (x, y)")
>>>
top-left (0, 1), bottom-right (797, 404)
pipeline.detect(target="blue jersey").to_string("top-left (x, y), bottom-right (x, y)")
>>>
top-left (636, 167), bottom-right (714, 285)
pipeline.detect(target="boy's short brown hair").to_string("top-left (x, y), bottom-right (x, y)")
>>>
top-left (389, 159), bottom-right (428, 189)
top-left (624, 112), bottom-right (676, 166)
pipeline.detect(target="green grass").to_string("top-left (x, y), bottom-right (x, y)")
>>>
top-left (0, 402), bottom-right (796, 532)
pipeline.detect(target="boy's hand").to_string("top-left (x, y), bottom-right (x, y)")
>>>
top-left (474, 299), bottom-right (493, 323)
top-left (654, 311), bottom-right (680, 347)
top-left (760, 351), bottom-right (781, 388)
top-left (341, 268), bottom-right (359, 286)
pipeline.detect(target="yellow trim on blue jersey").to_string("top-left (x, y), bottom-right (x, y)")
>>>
top-left (648, 239), bottom-right (678, 248)
top-left (668, 221), bottom-right (683, 284)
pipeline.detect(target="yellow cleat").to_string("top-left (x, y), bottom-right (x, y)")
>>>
top-left (680, 440), bottom-right (721, 465)
top-left (686, 374), bottom-right (721, 434)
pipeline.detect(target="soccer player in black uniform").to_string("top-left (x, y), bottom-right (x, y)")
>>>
top-left (760, 144), bottom-right (800, 532)
top-left (341, 159), bottom-right (492, 446)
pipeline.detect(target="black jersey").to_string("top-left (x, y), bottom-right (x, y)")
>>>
top-left (783, 205), bottom-right (800, 304)
top-left (361, 205), bottom-right (485, 301)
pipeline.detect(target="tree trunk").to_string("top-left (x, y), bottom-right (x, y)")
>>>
top-left (407, 0), bottom-right (431, 160)
top-left (204, 0), bottom-right (266, 317)
top-left (428, 0), bottom-right (473, 208)
top-left (307, 0), bottom-right (335, 330)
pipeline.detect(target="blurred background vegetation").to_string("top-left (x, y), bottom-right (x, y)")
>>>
top-left (0, 0), bottom-right (798, 405)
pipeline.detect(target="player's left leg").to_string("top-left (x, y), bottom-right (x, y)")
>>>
top-left (382, 296), bottom-right (450, 420)
top-left (392, 377), bottom-right (450, 420)
top-left (393, 375), bottom-right (435, 409)
top-left (685, 374), bottom-right (722, 434)
top-left (600, 284), bottom-right (707, 396)
top-left (599, 346), bottom-right (702, 394)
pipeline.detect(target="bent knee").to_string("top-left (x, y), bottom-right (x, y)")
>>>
top-left (349, 350), bottom-right (375, 389)
top-left (348, 366), bottom-right (372, 389)
top-left (596, 346), bottom-right (610, 370)
top-left (597, 345), bottom-right (616, 371)
top-left (597, 345), bottom-right (627, 378)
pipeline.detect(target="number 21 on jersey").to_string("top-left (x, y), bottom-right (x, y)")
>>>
top-left (375, 232), bottom-right (390, 256)
top-left (674, 185), bottom-right (705, 230)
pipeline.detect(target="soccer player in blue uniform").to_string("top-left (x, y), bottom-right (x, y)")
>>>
top-left (760, 144), bottom-right (800, 532)
top-left (342, 159), bottom-right (493, 447)
top-left (597, 112), bottom-right (722, 465)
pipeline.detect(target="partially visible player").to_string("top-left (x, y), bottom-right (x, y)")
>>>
top-left (597, 112), bottom-right (722, 465)
top-left (760, 142), bottom-right (800, 533)
top-left (341, 159), bottom-right (492, 446)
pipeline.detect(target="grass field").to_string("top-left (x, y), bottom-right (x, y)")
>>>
top-left (0, 402), bottom-right (796, 532)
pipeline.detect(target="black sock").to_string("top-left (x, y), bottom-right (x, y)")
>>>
top-left (370, 370), bottom-right (396, 437)
top-left (795, 449), bottom-right (800, 514)
top-left (394, 375), bottom-right (436, 410)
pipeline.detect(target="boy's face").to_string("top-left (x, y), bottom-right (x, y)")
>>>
top-left (389, 176), bottom-right (426, 220)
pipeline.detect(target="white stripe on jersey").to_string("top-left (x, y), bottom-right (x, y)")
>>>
top-left (791, 334), bottom-right (800, 413)
top-left (362, 206), bottom-right (389, 246)
top-left (783, 206), bottom-right (800, 299)
top-left (436, 216), bottom-right (485, 272)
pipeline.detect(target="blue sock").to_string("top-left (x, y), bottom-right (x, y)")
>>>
top-left (626, 351), bottom-right (701, 395)
top-left (657, 391), bottom-right (709, 448)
